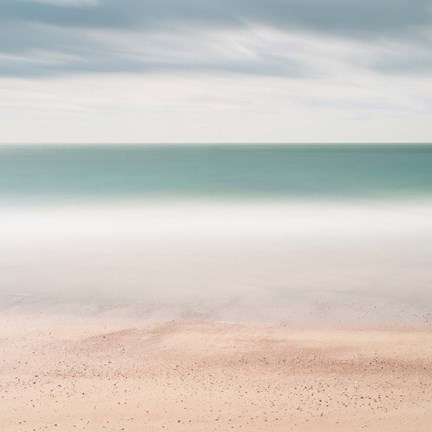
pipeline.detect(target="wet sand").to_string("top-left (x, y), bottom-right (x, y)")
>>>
top-left (1, 315), bottom-right (432, 432)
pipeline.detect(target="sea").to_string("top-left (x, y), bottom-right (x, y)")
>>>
top-left (1, 144), bottom-right (431, 324)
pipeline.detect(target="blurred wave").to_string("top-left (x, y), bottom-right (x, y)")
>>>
top-left (1, 145), bottom-right (431, 324)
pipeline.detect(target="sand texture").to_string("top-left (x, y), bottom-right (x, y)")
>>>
top-left (1, 315), bottom-right (432, 432)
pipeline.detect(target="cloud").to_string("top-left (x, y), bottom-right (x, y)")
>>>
top-left (1, 71), bottom-right (431, 143)
top-left (2, 0), bottom-right (431, 35)
top-left (369, 39), bottom-right (432, 75)
top-left (0, 0), bottom-right (430, 77)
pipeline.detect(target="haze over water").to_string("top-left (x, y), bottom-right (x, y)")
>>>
top-left (1, 144), bottom-right (432, 324)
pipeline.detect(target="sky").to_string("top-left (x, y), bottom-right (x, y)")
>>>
top-left (0, 0), bottom-right (431, 144)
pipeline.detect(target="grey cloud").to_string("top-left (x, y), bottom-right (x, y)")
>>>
top-left (0, 21), bottom-right (311, 78)
top-left (0, 0), bottom-right (431, 77)
top-left (372, 51), bottom-right (432, 75)
top-left (1, 0), bottom-right (431, 35)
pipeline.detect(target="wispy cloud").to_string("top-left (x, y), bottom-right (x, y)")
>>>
top-left (0, 0), bottom-right (431, 77)
top-left (0, 0), bottom-right (431, 143)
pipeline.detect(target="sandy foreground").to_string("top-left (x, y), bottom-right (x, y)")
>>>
top-left (1, 315), bottom-right (432, 432)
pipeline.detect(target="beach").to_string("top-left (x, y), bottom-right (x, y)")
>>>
top-left (1, 0), bottom-right (431, 421)
top-left (1, 145), bottom-right (432, 431)
top-left (1, 314), bottom-right (432, 432)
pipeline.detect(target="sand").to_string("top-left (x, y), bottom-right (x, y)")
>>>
top-left (1, 314), bottom-right (432, 432)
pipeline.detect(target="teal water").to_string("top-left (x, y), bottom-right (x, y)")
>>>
top-left (1, 144), bottom-right (432, 323)
top-left (1, 144), bottom-right (431, 202)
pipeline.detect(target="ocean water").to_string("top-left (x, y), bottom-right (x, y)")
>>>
top-left (1, 144), bottom-right (432, 201)
top-left (1, 144), bottom-right (432, 324)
